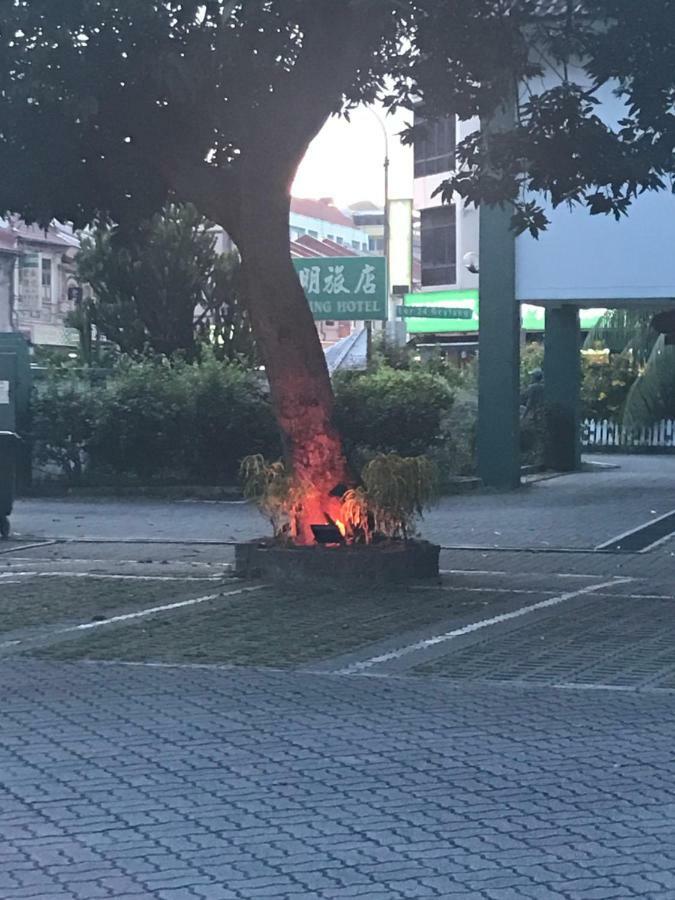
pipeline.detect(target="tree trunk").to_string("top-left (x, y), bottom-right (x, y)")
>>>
top-left (236, 184), bottom-right (351, 544)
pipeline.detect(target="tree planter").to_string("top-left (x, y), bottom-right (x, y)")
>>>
top-left (235, 539), bottom-right (440, 584)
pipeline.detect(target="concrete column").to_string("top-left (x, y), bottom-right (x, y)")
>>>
top-left (544, 305), bottom-right (581, 471)
top-left (477, 200), bottom-right (520, 489)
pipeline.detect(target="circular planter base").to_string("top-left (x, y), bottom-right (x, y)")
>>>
top-left (235, 539), bottom-right (440, 584)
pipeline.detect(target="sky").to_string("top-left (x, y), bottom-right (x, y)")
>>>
top-left (292, 105), bottom-right (414, 209)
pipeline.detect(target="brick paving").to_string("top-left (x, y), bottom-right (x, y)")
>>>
top-left (2, 458), bottom-right (675, 898)
top-left (4, 660), bottom-right (675, 898)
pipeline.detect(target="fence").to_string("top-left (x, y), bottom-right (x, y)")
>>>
top-left (582, 418), bottom-right (675, 451)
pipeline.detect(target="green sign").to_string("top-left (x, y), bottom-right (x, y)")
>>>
top-left (402, 290), bottom-right (479, 333)
top-left (397, 305), bottom-right (473, 320)
top-left (401, 289), bottom-right (604, 334)
top-left (293, 256), bottom-right (387, 321)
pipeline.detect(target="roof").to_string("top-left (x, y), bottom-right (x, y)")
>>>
top-left (324, 327), bottom-right (368, 374)
top-left (349, 200), bottom-right (380, 212)
top-left (290, 240), bottom-right (323, 258)
top-left (295, 234), bottom-right (360, 258)
top-left (291, 197), bottom-right (356, 229)
top-left (0, 229), bottom-right (19, 255)
top-left (0, 218), bottom-right (80, 250)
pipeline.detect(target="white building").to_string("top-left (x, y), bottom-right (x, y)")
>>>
top-left (413, 112), bottom-right (479, 294)
top-left (0, 218), bottom-right (80, 348)
top-left (411, 66), bottom-right (675, 487)
top-left (290, 198), bottom-right (369, 253)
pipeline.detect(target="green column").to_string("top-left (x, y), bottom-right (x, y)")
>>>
top-left (0, 332), bottom-right (32, 488)
top-left (477, 101), bottom-right (520, 489)
top-left (544, 305), bottom-right (581, 471)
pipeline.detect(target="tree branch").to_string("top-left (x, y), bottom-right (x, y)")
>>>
top-left (160, 156), bottom-right (242, 244)
top-left (252, 0), bottom-right (391, 183)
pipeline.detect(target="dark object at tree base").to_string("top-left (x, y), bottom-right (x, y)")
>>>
top-left (0, 516), bottom-right (9, 540)
top-left (235, 539), bottom-right (440, 583)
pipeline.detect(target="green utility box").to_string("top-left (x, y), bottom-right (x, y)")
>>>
top-left (0, 430), bottom-right (18, 538)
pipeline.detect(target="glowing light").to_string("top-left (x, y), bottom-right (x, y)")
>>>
top-left (335, 519), bottom-right (347, 538)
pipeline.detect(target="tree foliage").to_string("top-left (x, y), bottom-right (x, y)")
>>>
top-left (2, 2), bottom-right (673, 237)
top-left (583, 309), bottom-right (659, 365)
top-left (76, 202), bottom-right (254, 360)
top-left (394, 0), bottom-right (675, 235)
top-left (623, 339), bottom-right (675, 427)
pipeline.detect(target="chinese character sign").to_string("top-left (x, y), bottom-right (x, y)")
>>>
top-left (293, 257), bottom-right (387, 320)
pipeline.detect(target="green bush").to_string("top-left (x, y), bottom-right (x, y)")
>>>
top-left (178, 354), bottom-right (279, 482)
top-left (581, 353), bottom-right (638, 421)
top-left (334, 367), bottom-right (454, 460)
top-left (32, 379), bottom-right (100, 482)
top-left (32, 354), bottom-right (279, 484)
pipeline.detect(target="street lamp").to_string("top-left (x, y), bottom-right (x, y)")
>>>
top-left (367, 107), bottom-right (390, 268)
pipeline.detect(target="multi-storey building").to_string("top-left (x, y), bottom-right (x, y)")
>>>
top-left (0, 218), bottom-right (80, 348)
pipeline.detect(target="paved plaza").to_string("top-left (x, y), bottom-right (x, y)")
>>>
top-left (12, 455), bottom-right (675, 550)
top-left (2, 457), bottom-right (675, 898)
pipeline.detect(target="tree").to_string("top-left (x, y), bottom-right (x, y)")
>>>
top-left (398, 1), bottom-right (675, 236)
top-left (75, 203), bottom-right (253, 360)
top-left (1, 1), bottom-right (674, 540)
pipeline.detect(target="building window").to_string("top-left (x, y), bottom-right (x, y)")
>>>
top-left (352, 213), bottom-right (385, 227)
top-left (292, 227), bottom-right (306, 239)
top-left (336, 236), bottom-right (344, 245)
top-left (41, 256), bottom-right (52, 305)
top-left (369, 236), bottom-right (385, 253)
top-left (420, 205), bottom-right (456, 286)
top-left (308, 230), bottom-right (319, 239)
top-left (327, 234), bottom-right (335, 242)
top-left (414, 114), bottom-right (456, 178)
top-left (351, 240), bottom-right (360, 250)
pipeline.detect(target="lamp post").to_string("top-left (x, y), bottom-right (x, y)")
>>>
top-left (367, 107), bottom-right (390, 268)
top-left (367, 108), bottom-right (390, 354)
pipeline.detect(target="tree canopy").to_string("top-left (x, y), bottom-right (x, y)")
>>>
top-left (2, 0), bottom-right (675, 540)
top-left (1, 2), bottom-right (674, 237)
top-left (75, 203), bottom-right (254, 360)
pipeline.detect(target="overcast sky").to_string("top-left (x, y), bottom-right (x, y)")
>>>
top-left (292, 104), bottom-right (414, 209)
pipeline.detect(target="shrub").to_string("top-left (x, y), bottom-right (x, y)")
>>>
top-left (32, 379), bottom-right (99, 483)
top-left (87, 361), bottom-right (189, 481)
top-left (581, 353), bottom-right (638, 421)
top-left (334, 367), bottom-right (454, 459)
top-left (32, 354), bottom-right (280, 485)
top-left (179, 355), bottom-right (279, 482)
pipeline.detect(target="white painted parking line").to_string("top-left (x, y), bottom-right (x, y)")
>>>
top-left (440, 569), bottom-right (508, 576)
top-left (439, 569), bottom-right (600, 580)
top-left (0, 540), bottom-right (58, 555)
top-left (413, 585), bottom-right (557, 597)
top-left (337, 578), bottom-right (633, 675)
top-left (595, 508), bottom-right (675, 551)
top-left (65, 584), bottom-right (266, 633)
top-left (1, 571), bottom-right (228, 582)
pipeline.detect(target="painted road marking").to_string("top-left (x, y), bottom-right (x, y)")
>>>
top-left (0, 541), bottom-right (58, 555)
top-left (65, 585), bottom-right (266, 633)
top-left (439, 569), bottom-right (601, 580)
top-left (596, 508), bottom-right (675, 552)
top-left (412, 585), bottom-right (558, 596)
top-left (1, 571), bottom-right (228, 582)
top-left (336, 578), bottom-right (633, 675)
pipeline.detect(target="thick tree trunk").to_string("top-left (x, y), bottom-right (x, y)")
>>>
top-left (236, 185), bottom-right (351, 544)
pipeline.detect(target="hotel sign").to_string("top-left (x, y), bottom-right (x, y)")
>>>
top-left (293, 256), bottom-right (387, 321)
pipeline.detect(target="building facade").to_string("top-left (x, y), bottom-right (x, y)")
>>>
top-left (0, 219), bottom-right (80, 348)
top-left (411, 68), bottom-right (675, 487)
top-left (290, 198), bottom-right (369, 253)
